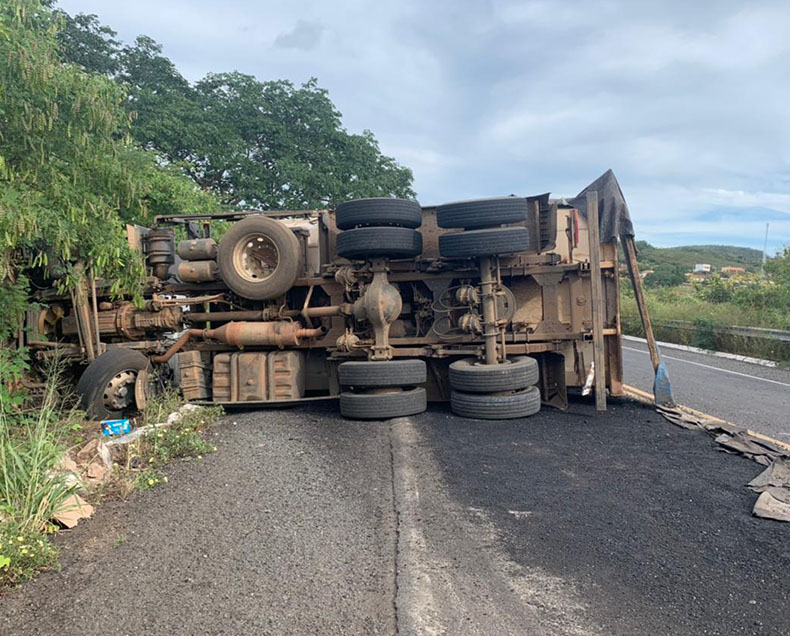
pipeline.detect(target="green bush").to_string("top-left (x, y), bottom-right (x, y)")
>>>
top-left (691, 317), bottom-right (716, 350)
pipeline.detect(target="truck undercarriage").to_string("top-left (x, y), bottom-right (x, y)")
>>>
top-left (23, 185), bottom-right (625, 421)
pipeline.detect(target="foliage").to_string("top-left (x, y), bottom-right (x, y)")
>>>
top-left (134, 468), bottom-right (165, 491)
top-left (696, 275), bottom-right (734, 303)
top-left (56, 13), bottom-right (415, 209)
top-left (126, 392), bottom-right (222, 492)
top-left (643, 262), bottom-right (686, 288)
top-left (690, 317), bottom-right (716, 350)
top-left (629, 240), bottom-right (763, 273)
top-left (765, 246), bottom-right (790, 283)
top-left (0, 521), bottom-right (59, 587)
top-left (620, 285), bottom-right (790, 361)
top-left (0, 0), bottom-right (216, 353)
top-left (0, 362), bottom-right (78, 533)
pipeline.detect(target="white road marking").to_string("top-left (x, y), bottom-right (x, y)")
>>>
top-left (623, 334), bottom-right (777, 368)
top-left (623, 346), bottom-right (790, 388)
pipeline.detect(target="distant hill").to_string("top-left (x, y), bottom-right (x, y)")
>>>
top-left (629, 242), bottom-right (764, 273)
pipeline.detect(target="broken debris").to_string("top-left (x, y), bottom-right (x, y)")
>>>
top-left (53, 493), bottom-right (94, 529)
top-left (752, 492), bottom-right (790, 522)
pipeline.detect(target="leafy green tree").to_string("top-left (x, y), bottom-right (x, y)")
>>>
top-left (0, 0), bottom-right (215, 345)
top-left (54, 10), bottom-right (120, 76)
top-left (697, 275), bottom-right (734, 303)
top-left (643, 263), bottom-right (686, 288)
top-left (56, 12), bottom-right (415, 208)
top-left (765, 247), bottom-right (790, 285)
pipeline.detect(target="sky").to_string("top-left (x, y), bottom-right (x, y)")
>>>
top-left (57, 0), bottom-right (790, 253)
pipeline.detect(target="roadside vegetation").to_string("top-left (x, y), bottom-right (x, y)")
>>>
top-left (621, 246), bottom-right (790, 362)
top-left (1, 0), bottom-right (409, 589)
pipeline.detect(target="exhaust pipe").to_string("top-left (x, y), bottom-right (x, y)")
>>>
top-left (152, 321), bottom-right (324, 363)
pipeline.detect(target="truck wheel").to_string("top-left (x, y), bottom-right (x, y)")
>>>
top-left (450, 386), bottom-right (541, 420)
top-left (437, 196), bottom-right (528, 229)
top-left (340, 387), bottom-right (427, 420)
top-left (449, 356), bottom-right (538, 393)
top-left (217, 215), bottom-right (301, 300)
top-left (339, 359), bottom-right (426, 387)
top-left (337, 227), bottom-right (422, 260)
top-left (336, 198), bottom-right (422, 230)
top-left (77, 348), bottom-right (149, 419)
top-left (439, 227), bottom-right (531, 258)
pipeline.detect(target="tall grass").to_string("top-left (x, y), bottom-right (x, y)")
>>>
top-left (0, 362), bottom-right (78, 533)
top-left (620, 286), bottom-right (790, 362)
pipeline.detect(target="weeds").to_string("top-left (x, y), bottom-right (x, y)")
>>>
top-left (127, 391), bottom-right (222, 492)
top-left (0, 362), bottom-right (78, 533)
top-left (620, 285), bottom-right (790, 361)
top-left (0, 358), bottom-right (76, 587)
top-left (0, 521), bottom-right (59, 587)
top-left (134, 468), bottom-right (166, 491)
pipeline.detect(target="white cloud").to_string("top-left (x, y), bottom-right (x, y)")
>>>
top-left (56, 0), bottom-right (790, 249)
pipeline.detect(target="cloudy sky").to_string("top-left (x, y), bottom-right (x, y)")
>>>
top-left (58, 0), bottom-right (790, 252)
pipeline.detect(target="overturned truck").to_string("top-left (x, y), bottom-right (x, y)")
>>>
top-left (24, 176), bottom-right (627, 420)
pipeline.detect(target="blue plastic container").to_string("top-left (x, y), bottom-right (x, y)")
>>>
top-left (100, 418), bottom-right (132, 436)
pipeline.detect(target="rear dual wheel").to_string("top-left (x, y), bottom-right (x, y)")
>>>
top-left (448, 356), bottom-right (541, 420)
top-left (338, 359), bottom-right (427, 420)
top-left (450, 386), bottom-right (540, 420)
top-left (335, 198), bottom-right (423, 260)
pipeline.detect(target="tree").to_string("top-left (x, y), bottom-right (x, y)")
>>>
top-left (766, 247), bottom-right (790, 285)
top-left (0, 0), bottom-right (215, 343)
top-left (643, 263), bottom-right (686, 288)
top-left (56, 13), bottom-right (415, 209)
top-left (54, 10), bottom-right (120, 76)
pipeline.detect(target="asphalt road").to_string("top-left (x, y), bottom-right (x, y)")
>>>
top-left (622, 337), bottom-right (790, 442)
top-left (3, 400), bottom-right (790, 636)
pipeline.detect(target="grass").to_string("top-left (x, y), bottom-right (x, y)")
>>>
top-left (124, 391), bottom-right (222, 491)
top-left (0, 377), bottom-right (223, 588)
top-left (620, 285), bottom-right (790, 362)
top-left (0, 521), bottom-right (59, 587)
top-left (0, 361), bottom-right (77, 587)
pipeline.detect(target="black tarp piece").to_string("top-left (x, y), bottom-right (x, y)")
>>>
top-left (569, 169), bottom-right (635, 241)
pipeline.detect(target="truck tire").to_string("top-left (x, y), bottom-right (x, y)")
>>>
top-left (77, 348), bottom-right (149, 419)
top-left (450, 386), bottom-right (541, 420)
top-left (437, 196), bottom-right (528, 229)
top-left (336, 198), bottom-right (422, 230)
top-left (339, 359), bottom-right (426, 387)
top-left (337, 227), bottom-right (422, 260)
top-left (217, 215), bottom-right (301, 300)
top-left (340, 387), bottom-right (427, 420)
top-left (439, 227), bottom-right (530, 258)
top-left (449, 356), bottom-right (538, 393)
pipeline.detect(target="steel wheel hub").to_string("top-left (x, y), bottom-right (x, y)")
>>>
top-left (103, 370), bottom-right (138, 411)
top-left (233, 233), bottom-right (280, 282)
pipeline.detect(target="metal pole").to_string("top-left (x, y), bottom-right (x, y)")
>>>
top-left (479, 256), bottom-right (499, 365)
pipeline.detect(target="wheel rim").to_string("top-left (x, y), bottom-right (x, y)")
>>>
top-left (232, 233), bottom-right (280, 283)
top-left (103, 369), bottom-right (138, 411)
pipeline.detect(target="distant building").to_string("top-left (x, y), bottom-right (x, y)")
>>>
top-left (721, 266), bottom-right (746, 275)
top-left (640, 269), bottom-right (654, 280)
top-left (694, 263), bottom-right (712, 274)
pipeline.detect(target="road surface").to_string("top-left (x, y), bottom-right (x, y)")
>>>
top-left (622, 337), bottom-right (790, 441)
top-left (3, 400), bottom-right (790, 635)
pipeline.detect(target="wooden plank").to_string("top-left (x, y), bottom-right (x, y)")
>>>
top-left (606, 240), bottom-right (625, 397)
top-left (622, 235), bottom-right (660, 371)
top-left (586, 191), bottom-right (607, 411)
